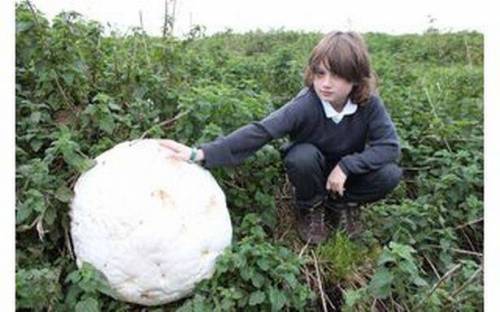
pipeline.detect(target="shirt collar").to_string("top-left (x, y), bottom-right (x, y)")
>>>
top-left (321, 98), bottom-right (358, 124)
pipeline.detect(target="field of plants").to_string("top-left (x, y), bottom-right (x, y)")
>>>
top-left (16, 1), bottom-right (484, 311)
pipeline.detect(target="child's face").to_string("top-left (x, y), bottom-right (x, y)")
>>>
top-left (312, 61), bottom-right (353, 105)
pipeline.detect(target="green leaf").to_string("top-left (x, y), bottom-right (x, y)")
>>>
top-left (283, 272), bottom-right (298, 288)
top-left (256, 258), bottom-right (271, 271)
top-left (269, 287), bottom-right (287, 312)
top-left (63, 73), bottom-right (75, 85)
top-left (98, 114), bottom-right (115, 134)
top-left (108, 102), bottom-right (122, 111)
top-left (344, 289), bottom-right (364, 307)
top-left (44, 206), bottom-right (57, 226)
top-left (250, 272), bottom-right (266, 288)
top-left (75, 297), bottom-right (100, 312)
top-left (399, 259), bottom-right (418, 275)
top-left (368, 268), bottom-right (393, 299)
top-left (17, 189), bottom-right (45, 224)
top-left (65, 269), bottom-right (82, 284)
top-left (78, 262), bottom-right (119, 299)
top-left (16, 267), bottom-right (62, 308)
top-left (55, 184), bottom-right (74, 203)
top-left (389, 242), bottom-right (415, 262)
top-left (30, 140), bottom-right (44, 152)
top-left (248, 290), bottom-right (265, 306)
top-left (413, 276), bottom-right (429, 287)
top-left (16, 203), bottom-right (33, 224)
top-left (30, 112), bottom-right (42, 124)
top-left (16, 21), bottom-right (33, 33)
top-left (378, 249), bottom-right (397, 266)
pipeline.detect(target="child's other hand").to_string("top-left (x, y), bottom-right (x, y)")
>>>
top-left (326, 165), bottom-right (347, 196)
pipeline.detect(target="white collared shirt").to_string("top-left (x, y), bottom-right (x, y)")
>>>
top-left (321, 98), bottom-right (358, 124)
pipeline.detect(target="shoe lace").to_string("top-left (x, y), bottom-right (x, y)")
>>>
top-left (307, 203), bottom-right (325, 234)
top-left (345, 203), bottom-right (361, 232)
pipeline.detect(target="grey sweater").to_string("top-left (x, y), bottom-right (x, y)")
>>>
top-left (200, 87), bottom-right (401, 176)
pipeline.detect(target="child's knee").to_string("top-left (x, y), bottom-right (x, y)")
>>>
top-left (283, 143), bottom-right (324, 172)
top-left (379, 163), bottom-right (402, 191)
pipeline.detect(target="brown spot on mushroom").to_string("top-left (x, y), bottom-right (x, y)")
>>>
top-left (206, 195), bottom-right (219, 214)
top-left (201, 248), bottom-right (210, 256)
top-left (151, 189), bottom-right (175, 209)
top-left (140, 291), bottom-right (152, 299)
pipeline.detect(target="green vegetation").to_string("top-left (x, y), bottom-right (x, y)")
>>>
top-left (16, 1), bottom-right (483, 310)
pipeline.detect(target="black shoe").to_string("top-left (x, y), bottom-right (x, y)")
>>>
top-left (325, 198), bottom-right (363, 239)
top-left (344, 202), bottom-right (363, 239)
top-left (295, 201), bottom-right (331, 245)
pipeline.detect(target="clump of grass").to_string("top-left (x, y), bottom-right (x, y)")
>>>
top-left (317, 232), bottom-right (380, 284)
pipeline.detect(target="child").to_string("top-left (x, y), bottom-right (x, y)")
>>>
top-left (160, 31), bottom-right (402, 244)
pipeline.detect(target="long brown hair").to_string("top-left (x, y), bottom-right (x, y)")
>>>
top-left (304, 31), bottom-right (377, 105)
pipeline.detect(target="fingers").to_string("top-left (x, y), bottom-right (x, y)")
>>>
top-left (169, 154), bottom-right (186, 161)
top-left (157, 139), bottom-right (191, 162)
top-left (158, 139), bottom-right (187, 152)
top-left (158, 139), bottom-right (177, 151)
top-left (338, 187), bottom-right (345, 197)
top-left (326, 179), bottom-right (345, 196)
top-left (334, 186), bottom-right (345, 197)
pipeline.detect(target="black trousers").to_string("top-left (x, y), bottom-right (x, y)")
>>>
top-left (282, 143), bottom-right (402, 210)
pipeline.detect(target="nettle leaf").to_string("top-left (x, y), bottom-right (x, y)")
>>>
top-left (17, 159), bottom-right (51, 187)
top-left (62, 72), bottom-right (75, 85)
top-left (220, 297), bottom-right (235, 310)
top-left (30, 111), bottom-right (42, 124)
top-left (16, 267), bottom-right (63, 309)
top-left (283, 272), bottom-right (298, 288)
top-left (268, 287), bottom-right (287, 312)
top-left (17, 189), bottom-right (46, 224)
top-left (389, 242), bottom-right (416, 262)
top-left (98, 113), bottom-right (115, 134)
top-left (55, 184), bottom-right (74, 203)
top-left (240, 266), bottom-right (252, 281)
top-left (75, 297), bottom-right (100, 312)
top-left (248, 290), bottom-right (265, 306)
top-left (108, 102), bottom-right (122, 111)
top-left (44, 206), bottom-right (58, 226)
top-left (256, 258), bottom-right (271, 271)
top-left (16, 203), bottom-right (33, 225)
top-left (399, 259), bottom-right (419, 276)
top-left (65, 269), bottom-right (82, 284)
top-left (368, 268), bottom-right (393, 299)
top-left (30, 140), bottom-right (45, 152)
top-left (378, 249), bottom-right (397, 266)
top-left (344, 288), bottom-right (365, 307)
top-left (250, 271), bottom-right (266, 288)
top-left (413, 276), bottom-right (429, 287)
top-left (83, 263), bottom-right (118, 299)
top-left (16, 21), bottom-right (34, 33)
top-left (48, 126), bottom-right (88, 169)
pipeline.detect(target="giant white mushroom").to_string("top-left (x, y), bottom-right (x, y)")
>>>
top-left (70, 139), bottom-right (233, 306)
